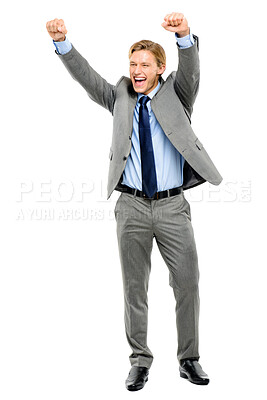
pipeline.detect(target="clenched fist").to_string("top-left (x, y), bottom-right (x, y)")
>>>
top-left (46, 18), bottom-right (67, 42)
top-left (161, 12), bottom-right (189, 37)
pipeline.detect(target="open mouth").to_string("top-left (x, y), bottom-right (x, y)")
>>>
top-left (134, 77), bottom-right (147, 87)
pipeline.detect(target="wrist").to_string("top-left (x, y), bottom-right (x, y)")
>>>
top-left (176, 28), bottom-right (190, 38)
top-left (54, 35), bottom-right (66, 42)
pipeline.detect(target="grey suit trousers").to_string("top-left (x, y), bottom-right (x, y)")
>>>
top-left (114, 190), bottom-right (200, 368)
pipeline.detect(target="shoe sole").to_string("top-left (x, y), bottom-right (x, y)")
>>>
top-left (126, 377), bottom-right (148, 391)
top-left (180, 371), bottom-right (209, 385)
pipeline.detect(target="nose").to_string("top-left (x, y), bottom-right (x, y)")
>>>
top-left (134, 64), bottom-right (142, 75)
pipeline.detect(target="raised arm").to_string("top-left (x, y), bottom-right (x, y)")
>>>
top-left (46, 18), bottom-right (116, 113)
top-left (162, 13), bottom-right (200, 115)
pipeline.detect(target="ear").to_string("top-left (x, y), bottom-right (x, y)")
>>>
top-left (157, 64), bottom-right (166, 76)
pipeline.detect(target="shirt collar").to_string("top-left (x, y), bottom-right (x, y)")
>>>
top-left (137, 81), bottom-right (161, 101)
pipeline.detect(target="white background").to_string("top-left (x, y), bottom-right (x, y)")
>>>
top-left (1, 0), bottom-right (267, 399)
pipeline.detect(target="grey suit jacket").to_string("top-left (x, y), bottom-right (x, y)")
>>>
top-left (56, 36), bottom-right (222, 199)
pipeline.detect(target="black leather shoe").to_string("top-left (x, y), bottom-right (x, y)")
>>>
top-left (125, 366), bottom-right (149, 391)
top-left (179, 359), bottom-right (209, 385)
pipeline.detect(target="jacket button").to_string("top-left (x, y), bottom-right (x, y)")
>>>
top-left (129, 136), bottom-right (131, 140)
top-left (123, 156), bottom-right (127, 160)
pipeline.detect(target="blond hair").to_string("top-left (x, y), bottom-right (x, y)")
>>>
top-left (128, 40), bottom-right (166, 67)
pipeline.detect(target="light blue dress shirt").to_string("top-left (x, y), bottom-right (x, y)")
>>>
top-left (53, 34), bottom-right (195, 191)
top-left (122, 82), bottom-right (185, 191)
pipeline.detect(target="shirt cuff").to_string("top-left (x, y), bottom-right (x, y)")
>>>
top-left (175, 32), bottom-right (195, 49)
top-left (53, 37), bottom-right (72, 55)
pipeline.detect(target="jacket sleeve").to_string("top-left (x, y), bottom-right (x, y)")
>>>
top-left (174, 35), bottom-right (200, 117)
top-left (55, 45), bottom-right (116, 114)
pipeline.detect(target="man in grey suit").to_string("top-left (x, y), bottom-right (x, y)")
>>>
top-left (46, 12), bottom-right (222, 390)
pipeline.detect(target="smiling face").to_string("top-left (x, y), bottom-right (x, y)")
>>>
top-left (129, 50), bottom-right (166, 95)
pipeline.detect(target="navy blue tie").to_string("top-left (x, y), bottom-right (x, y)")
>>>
top-left (139, 96), bottom-right (157, 198)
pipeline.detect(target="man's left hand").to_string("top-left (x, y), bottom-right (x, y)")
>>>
top-left (161, 12), bottom-right (190, 37)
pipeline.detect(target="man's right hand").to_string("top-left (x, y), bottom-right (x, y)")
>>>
top-left (46, 18), bottom-right (67, 42)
